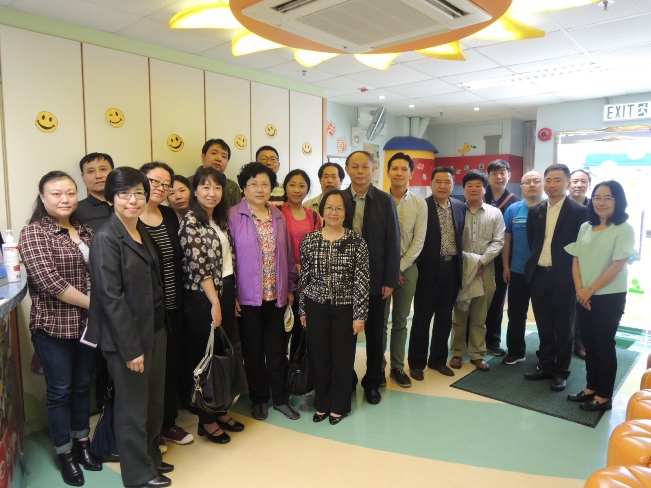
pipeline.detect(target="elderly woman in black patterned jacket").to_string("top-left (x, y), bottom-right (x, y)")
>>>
top-left (299, 189), bottom-right (370, 425)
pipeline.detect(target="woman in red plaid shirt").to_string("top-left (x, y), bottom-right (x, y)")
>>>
top-left (19, 171), bottom-right (101, 486)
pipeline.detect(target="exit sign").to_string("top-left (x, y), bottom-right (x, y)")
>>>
top-left (603, 101), bottom-right (650, 122)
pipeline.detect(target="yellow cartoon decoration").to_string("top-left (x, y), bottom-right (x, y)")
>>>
top-left (302, 142), bottom-right (312, 156)
top-left (265, 124), bottom-right (277, 139)
top-left (234, 134), bottom-right (247, 150)
top-left (458, 142), bottom-right (476, 155)
top-left (105, 108), bottom-right (125, 128)
top-left (168, 134), bottom-right (184, 152)
top-left (35, 111), bottom-right (58, 133)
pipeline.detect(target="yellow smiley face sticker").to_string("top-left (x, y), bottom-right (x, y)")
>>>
top-left (234, 134), bottom-right (247, 150)
top-left (265, 124), bottom-right (277, 139)
top-left (302, 142), bottom-right (312, 156)
top-left (167, 134), bottom-right (184, 152)
top-left (35, 111), bottom-right (58, 133)
top-left (105, 108), bottom-right (125, 128)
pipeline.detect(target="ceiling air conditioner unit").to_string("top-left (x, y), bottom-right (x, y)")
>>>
top-left (242, 0), bottom-right (491, 54)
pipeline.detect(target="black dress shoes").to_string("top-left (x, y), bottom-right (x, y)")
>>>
top-left (550, 377), bottom-right (567, 391)
top-left (313, 412), bottom-right (328, 423)
top-left (567, 390), bottom-right (596, 402)
top-left (580, 398), bottom-right (612, 411)
top-left (58, 450), bottom-right (84, 487)
top-left (216, 416), bottom-right (245, 432)
top-left (129, 474), bottom-right (172, 488)
top-left (73, 439), bottom-right (102, 471)
top-left (157, 462), bottom-right (174, 474)
top-left (198, 423), bottom-right (231, 444)
top-left (364, 388), bottom-right (381, 405)
top-left (524, 369), bottom-right (553, 381)
top-left (329, 414), bottom-right (346, 425)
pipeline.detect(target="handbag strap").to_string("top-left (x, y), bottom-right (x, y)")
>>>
top-left (206, 324), bottom-right (215, 358)
top-left (216, 326), bottom-right (235, 352)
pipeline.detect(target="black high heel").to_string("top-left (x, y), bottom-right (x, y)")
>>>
top-left (198, 423), bottom-right (231, 444)
top-left (313, 412), bottom-right (328, 423)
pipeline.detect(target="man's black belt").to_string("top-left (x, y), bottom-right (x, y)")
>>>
top-left (440, 255), bottom-right (457, 262)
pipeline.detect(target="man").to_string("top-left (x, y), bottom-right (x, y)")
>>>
top-left (200, 138), bottom-right (241, 208)
top-left (501, 171), bottom-right (544, 365)
top-left (408, 167), bottom-right (465, 379)
top-left (450, 170), bottom-right (504, 372)
top-left (256, 145), bottom-right (284, 206)
top-left (75, 152), bottom-right (114, 232)
top-left (304, 162), bottom-right (344, 214)
top-left (524, 164), bottom-right (588, 392)
top-left (484, 159), bottom-right (520, 356)
top-left (344, 151), bottom-right (400, 405)
top-left (381, 153), bottom-right (427, 388)
top-left (568, 168), bottom-right (591, 359)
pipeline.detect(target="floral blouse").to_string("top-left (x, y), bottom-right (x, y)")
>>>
top-left (179, 210), bottom-right (236, 297)
top-left (251, 205), bottom-right (277, 302)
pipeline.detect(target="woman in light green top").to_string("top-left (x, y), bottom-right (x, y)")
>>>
top-left (564, 180), bottom-right (638, 412)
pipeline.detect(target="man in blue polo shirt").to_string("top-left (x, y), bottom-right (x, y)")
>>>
top-left (501, 171), bottom-right (543, 365)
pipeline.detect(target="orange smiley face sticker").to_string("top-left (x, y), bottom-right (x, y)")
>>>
top-left (35, 111), bottom-right (58, 133)
top-left (167, 134), bottom-right (184, 152)
top-left (105, 108), bottom-right (125, 128)
top-left (265, 124), bottom-right (277, 139)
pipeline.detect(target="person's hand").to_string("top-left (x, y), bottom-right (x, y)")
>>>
top-left (126, 354), bottom-right (145, 373)
top-left (353, 320), bottom-right (365, 335)
top-left (398, 271), bottom-right (404, 286)
top-left (288, 292), bottom-right (295, 307)
top-left (235, 299), bottom-right (241, 317)
top-left (211, 301), bottom-right (222, 328)
top-left (475, 260), bottom-right (484, 278)
top-left (576, 288), bottom-right (593, 310)
top-left (381, 286), bottom-right (393, 300)
top-left (503, 266), bottom-right (511, 283)
top-left (300, 315), bottom-right (307, 328)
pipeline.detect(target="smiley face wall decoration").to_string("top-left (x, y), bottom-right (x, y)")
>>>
top-left (168, 134), bottom-right (184, 152)
top-left (105, 108), bottom-right (125, 128)
top-left (302, 142), bottom-right (312, 156)
top-left (265, 124), bottom-right (277, 139)
top-left (234, 134), bottom-right (247, 150)
top-left (35, 111), bottom-right (58, 133)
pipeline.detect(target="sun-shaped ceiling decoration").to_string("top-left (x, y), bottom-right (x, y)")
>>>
top-left (170, 0), bottom-right (603, 70)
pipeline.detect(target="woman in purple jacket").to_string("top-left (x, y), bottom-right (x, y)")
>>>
top-left (229, 162), bottom-right (299, 421)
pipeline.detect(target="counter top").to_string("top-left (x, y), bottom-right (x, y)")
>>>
top-left (0, 266), bottom-right (27, 316)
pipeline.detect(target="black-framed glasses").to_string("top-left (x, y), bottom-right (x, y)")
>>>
top-left (148, 178), bottom-right (171, 191)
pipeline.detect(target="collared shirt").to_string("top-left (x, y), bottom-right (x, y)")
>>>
top-left (269, 183), bottom-right (285, 207)
top-left (538, 196), bottom-right (565, 266)
top-left (304, 193), bottom-right (323, 215)
top-left (486, 187), bottom-right (520, 215)
top-left (75, 194), bottom-right (112, 233)
top-left (250, 203), bottom-right (277, 301)
top-left (435, 199), bottom-right (457, 256)
top-left (225, 178), bottom-right (242, 209)
top-left (18, 216), bottom-right (94, 338)
top-left (390, 189), bottom-right (427, 271)
top-left (462, 202), bottom-right (505, 264)
top-left (351, 187), bottom-right (369, 234)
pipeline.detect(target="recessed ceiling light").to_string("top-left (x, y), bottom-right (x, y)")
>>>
top-left (474, 107), bottom-right (480, 111)
top-left (409, 104), bottom-right (415, 108)
top-left (379, 95), bottom-right (385, 99)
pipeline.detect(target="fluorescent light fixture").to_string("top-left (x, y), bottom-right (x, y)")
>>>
top-left (474, 107), bottom-right (480, 111)
top-left (379, 95), bottom-right (386, 100)
top-left (409, 104), bottom-right (415, 108)
top-left (294, 49), bottom-right (338, 68)
top-left (169, 1), bottom-right (243, 29)
top-left (232, 31), bottom-right (285, 56)
top-left (354, 53), bottom-right (399, 70)
top-left (415, 41), bottom-right (467, 61)
top-left (469, 15), bottom-right (544, 41)
top-left (457, 63), bottom-right (601, 89)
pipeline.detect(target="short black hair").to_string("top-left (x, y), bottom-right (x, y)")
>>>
top-left (544, 163), bottom-right (571, 179)
top-left (139, 161), bottom-right (175, 181)
top-left (387, 152), bottom-right (414, 172)
top-left (345, 150), bottom-right (373, 167)
top-left (237, 162), bottom-right (277, 190)
top-left (320, 189), bottom-right (354, 227)
top-left (318, 162), bottom-right (345, 180)
top-left (105, 166), bottom-right (150, 204)
top-left (431, 166), bottom-right (454, 180)
top-left (487, 159), bottom-right (511, 174)
top-left (283, 169), bottom-right (311, 202)
top-left (171, 174), bottom-right (192, 191)
top-left (255, 146), bottom-right (278, 159)
top-left (202, 139), bottom-right (231, 161)
top-left (190, 167), bottom-right (229, 230)
top-left (570, 169), bottom-right (592, 184)
top-left (79, 152), bottom-right (114, 172)
top-left (588, 180), bottom-right (629, 226)
top-left (462, 169), bottom-right (488, 188)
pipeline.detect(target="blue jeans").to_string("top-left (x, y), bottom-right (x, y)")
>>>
top-left (32, 330), bottom-right (96, 454)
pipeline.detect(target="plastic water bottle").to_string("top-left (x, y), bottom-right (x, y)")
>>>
top-left (3, 230), bottom-right (20, 283)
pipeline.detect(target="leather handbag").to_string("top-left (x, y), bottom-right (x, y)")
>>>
top-left (90, 379), bottom-right (119, 462)
top-left (286, 328), bottom-right (313, 396)
top-left (191, 325), bottom-right (248, 413)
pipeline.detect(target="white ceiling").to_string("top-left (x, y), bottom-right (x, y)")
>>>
top-left (2, 0), bottom-right (651, 125)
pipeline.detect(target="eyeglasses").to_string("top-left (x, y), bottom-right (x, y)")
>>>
top-left (117, 191), bottom-right (147, 200)
top-left (521, 179), bottom-right (542, 186)
top-left (592, 196), bottom-right (615, 203)
top-left (258, 156), bottom-right (279, 164)
top-left (148, 178), bottom-right (171, 191)
top-left (247, 182), bottom-right (271, 190)
top-left (324, 205), bottom-right (344, 214)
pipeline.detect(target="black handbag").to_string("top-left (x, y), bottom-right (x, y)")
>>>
top-left (287, 328), bottom-right (313, 396)
top-left (90, 379), bottom-right (119, 462)
top-left (191, 325), bottom-right (248, 413)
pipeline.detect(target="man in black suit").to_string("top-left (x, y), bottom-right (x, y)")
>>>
top-left (524, 163), bottom-right (589, 392)
top-left (408, 167), bottom-right (465, 379)
top-left (344, 150), bottom-right (401, 405)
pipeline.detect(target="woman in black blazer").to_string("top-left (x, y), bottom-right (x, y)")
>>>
top-left (87, 167), bottom-right (171, 488)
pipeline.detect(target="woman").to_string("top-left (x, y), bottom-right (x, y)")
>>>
top-left (19, 171), bottom-right (101, 486)
top-left (299, 190), bottom-right (369, 425)
top-left (179, 167), bottom-right (244, 444)
top-left (280, 169), bottom-right (321, 360)
top-left (229, 162), bottom-right (299, 421)
top-left (565, 181), bottom-right (638, 412)
top-left (139, 162), bottom-right (192, 449)
top-left (87, 167), bottom-right (172, 488)
top-left (167, 175), bottom-right (192, 221)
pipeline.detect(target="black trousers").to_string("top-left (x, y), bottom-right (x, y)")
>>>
top-left (408, 259), bottom-right (459, 370)
top-left (505, 272), bottom-right (530, 358)
top-left (530, 267), bottom-right (575, 379)
top-left (184, 276), bottom-right (237, 424)
top-left (361, 294), bottom-right (387, 390)
top-left (485, 257), bottom-right (507, 349)
top-left (104, 327), bottom-right (166, 487)
top-left (305, 298), bottom-right (357, 415)
top-left (238, 300), bottom-right (289, 405)
top-left (578, 293), bottom-right (626, 398)
top-left (162, 307), bottom-right (183, 429)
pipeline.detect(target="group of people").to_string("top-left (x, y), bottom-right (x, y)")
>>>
top-left (17, 137), bottom-right (637, 488)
